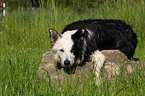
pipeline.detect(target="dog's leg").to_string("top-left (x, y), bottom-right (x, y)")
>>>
top-left (91, 50), bottom-right (105, 84)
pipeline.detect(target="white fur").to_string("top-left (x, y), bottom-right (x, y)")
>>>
top-left (52, 30), bottom-right (78, 67)
top-left (91, 50), bottom-right (106, 77)
top-left (86, 28), bottom-right (93, 39)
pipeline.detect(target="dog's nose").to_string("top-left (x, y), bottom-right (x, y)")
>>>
top-left (64, 60), bottom-right (70, 66)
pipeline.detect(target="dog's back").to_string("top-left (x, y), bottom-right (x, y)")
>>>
top-left (62, 19), bottom-right (138, 59)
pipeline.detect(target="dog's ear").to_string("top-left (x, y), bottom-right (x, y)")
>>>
top-left (72, 29), bottom-right (85, 43)
top-left (49, 29), bottom-right (61, 46)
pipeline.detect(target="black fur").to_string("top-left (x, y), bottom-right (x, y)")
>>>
top-left (62, 19), bottom-right (138, 59)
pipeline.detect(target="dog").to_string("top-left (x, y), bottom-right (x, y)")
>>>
top-left (49, 19), bottom-right (138, 77)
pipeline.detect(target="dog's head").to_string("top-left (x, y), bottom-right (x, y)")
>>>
top-left (49, 29), bottom-right (87, 67)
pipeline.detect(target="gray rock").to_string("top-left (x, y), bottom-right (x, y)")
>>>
top-left (37, 50), bottom-right (145, 86)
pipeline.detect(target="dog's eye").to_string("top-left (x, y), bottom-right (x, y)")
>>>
top-left (60, 49), bottom-right (64, 52)
top-left (71, 49), bottom-right (74, 53)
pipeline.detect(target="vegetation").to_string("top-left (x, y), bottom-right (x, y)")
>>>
top-left (0, 0), bottom-right (145, 95)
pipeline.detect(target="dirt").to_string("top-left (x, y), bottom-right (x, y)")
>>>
top-left (37, 50), bottom-right (145, 86)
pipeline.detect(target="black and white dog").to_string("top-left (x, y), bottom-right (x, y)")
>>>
top-left (49, 19), bottom-right (138, 76)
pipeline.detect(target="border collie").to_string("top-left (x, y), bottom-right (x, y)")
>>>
top-left (49, 19), bottom-right (138, 77)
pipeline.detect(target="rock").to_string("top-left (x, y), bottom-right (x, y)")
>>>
top-left (37, 50), bottom-right (145, 86)
top-left (37, 51), bottom-right (95, 86)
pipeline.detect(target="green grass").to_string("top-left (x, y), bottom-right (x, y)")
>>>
top-left (0, 0), bottom-right (145, 95)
